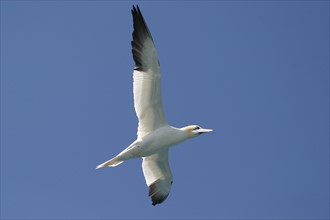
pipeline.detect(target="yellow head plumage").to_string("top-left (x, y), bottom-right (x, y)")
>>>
top-left (180, 125), bottom-right (213, 137)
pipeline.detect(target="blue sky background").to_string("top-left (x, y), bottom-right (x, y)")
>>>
top-left (1, 1), bottom-right (329, 219)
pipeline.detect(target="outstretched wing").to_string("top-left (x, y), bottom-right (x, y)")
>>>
top-left (131, 5), bottom-right (167, 138)
top-left (142, 149), bottom-right (173, 206)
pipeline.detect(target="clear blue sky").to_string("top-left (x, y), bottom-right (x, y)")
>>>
top-left (1, 1), bottom-right (329, 219)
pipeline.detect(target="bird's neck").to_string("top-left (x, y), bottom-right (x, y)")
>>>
top-left (169, 126), bottom-right (193, 143)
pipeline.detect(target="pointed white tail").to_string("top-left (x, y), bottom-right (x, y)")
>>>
top-left (96, 157), bottom-right (124, 169)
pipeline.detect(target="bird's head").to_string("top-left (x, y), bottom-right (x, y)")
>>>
top-left (180, 125), bottom-right (213, 138)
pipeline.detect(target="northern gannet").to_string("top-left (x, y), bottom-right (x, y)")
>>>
top-left (96, 5), bottom-right (212, 206)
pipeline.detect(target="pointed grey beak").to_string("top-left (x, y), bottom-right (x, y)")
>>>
top-left (197, 128), bottom-right (213, 134)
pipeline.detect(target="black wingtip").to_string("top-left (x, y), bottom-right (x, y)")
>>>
top-left (131, 5), bottom-right (137, 14)
top-left (131, 4), bottom-right (156, 71)
top-left (131, 5), bottom-right (142, 18)
top-left (133, 5), bottom-right (140, 11)
top-left (148, 180), bottom-right (170, 206)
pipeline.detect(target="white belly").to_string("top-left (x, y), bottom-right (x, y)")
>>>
top-left (138, 126), bottom-right (187, 156)
top-left (116, 126), bottom-right (188, 160)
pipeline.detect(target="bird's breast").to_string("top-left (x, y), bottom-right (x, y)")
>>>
top-left (139, 126), bottom-right (187, 156)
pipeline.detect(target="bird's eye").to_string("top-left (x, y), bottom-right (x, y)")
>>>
top-left (193, 126), bottom-right (200, 130)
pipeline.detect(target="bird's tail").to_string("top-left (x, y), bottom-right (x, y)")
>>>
top-left (96, 157), bottom-right (123, 169)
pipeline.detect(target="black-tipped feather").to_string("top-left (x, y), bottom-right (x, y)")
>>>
top-left (148, 179), bottom-right (172, 206)
top-left (131, 5), bottom-right (156, 71)
top-left (131, 5), bottom-right (170, 206)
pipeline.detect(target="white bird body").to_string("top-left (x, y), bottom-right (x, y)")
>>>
top-left (137, 126), bottom-right (190, 155)
top-left (107, 126), bottom-right (191, 161)
top-left (96, 5), bottom-right (212, 206)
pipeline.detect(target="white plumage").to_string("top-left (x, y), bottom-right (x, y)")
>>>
top-left (96, 5), bottom-right (212, 206)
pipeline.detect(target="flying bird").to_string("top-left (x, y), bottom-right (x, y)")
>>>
top-left (96, 5), bottom-right (212, 206)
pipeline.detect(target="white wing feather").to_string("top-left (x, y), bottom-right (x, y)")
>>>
top-left (131, 6), bottom-right (167, 138)
top-left (132, 5), bottom-right (172, 206)
top-left (142, 150), bottom-right (173, 205)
